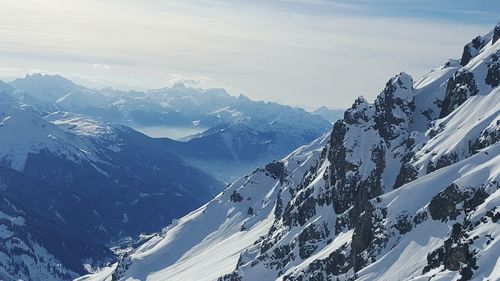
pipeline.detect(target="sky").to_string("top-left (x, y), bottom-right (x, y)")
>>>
top-left (0, 0), bottom-right (498, 109)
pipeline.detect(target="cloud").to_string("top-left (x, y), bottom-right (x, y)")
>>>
top-left (92, 64), bottom-right (111, 70)
top-left (168, 74), bottom-right (214, 88)
top-left (0, 0), bottom-right (496, 108)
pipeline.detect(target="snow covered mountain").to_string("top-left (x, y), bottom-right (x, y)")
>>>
top-left (6, 75), bottom-right (330, 139)
top-left (160, 104), bottom-right (332, 181)
top-left (81, 23), bottom-right (500, 281)
top-left (312, 106), bottom-right (344, 123)
top-left (0, 92), bottom-right (225, 279)
top-left (5, 76), bottom-right (331, 181)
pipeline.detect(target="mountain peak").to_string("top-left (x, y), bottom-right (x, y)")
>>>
top-left (349, 95), bottom-right (369, 113)
top-left (10, 73), bottom-right (83, 103)
top-left (389, 72), bottom-right (413, 94)
top-left (379, 72), bottom-right (415, 103)
top-left (373, 72), bottom-right (415, 141)
top-left (26, 73), bottom-right (43, 78)
top-left (22, 73), bottom-right (73, 84)
top-left (172, 81), bottom-right (187, 89)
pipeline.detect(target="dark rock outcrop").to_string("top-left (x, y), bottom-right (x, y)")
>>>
top-left (485, 50), bottom-right (500, 88)
top-left (423, 222), bottom-right (478, 281)
top-left (427, 152), bottom-right (459, 174)
top-left (265, 161), bottom-right (287, 182)
top-left (493, 23), bottom-right (500, 45)
top-left (230, 191), bottom-right (244, 203)
top-left (428, 184), bottom-right (467, 221)
top-left (440, 70), bottom-right (479, 118)
top-left (328, 120), bottom-right (356, 214)
top-left (283, 245), bottom-right (351, 281)
top-left (374, 73), bottom-right (415, 141)
top-left (350, 203), bottom-right (374, 271)
top-left (460, 36), bottom-right (486, 66)
top-left (112, 253), bottom-right (132, 281)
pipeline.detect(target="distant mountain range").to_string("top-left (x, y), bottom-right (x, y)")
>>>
top-left (312, 106), bottom-right (344, 123)
top-left (6, 76), bottom-right (333, 181)
top-left (79, 23), bottom-right (500, 281)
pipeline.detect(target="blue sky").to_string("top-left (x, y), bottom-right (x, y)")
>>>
top-left (332, 0), bottom-right (499, 22)
top-left (0, 0), bottom-right (497, 108)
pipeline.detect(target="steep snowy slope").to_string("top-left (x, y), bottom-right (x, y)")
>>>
top-left (76, 134), bottom-right (329, 281)
top-left (83, 23), bottom-right (500, 281)
top-left (0, 93), bottom-right (104, 171)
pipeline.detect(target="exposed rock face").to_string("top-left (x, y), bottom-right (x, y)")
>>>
top-left (218, 71), bottom-right (419, 280)
top-left (424, 181), bottom-right (496, 281)
top-left (393, 142), bottom-right (417, 188)
top-left (230, 191), bottom-right (244, 203)
top-left (427, 152), bottom-right (459, 174)
top-left (265, 161), bottom-right (287, 182)
top-left (460, 36), bottom-right (486, 66)
top-left (218, 272), bottom-right (242, 281)
top-left (282, 245), bottom-right (351, 281)
top-left (328, 120), bottom-right (354, 214)
top-left (485, 50), bottom-right (500, 88)
top-left (350, 203), bottom-right (374, 271)
top-left (469, 122), bottom-right (500, 153)
top-left (111, 254), bottom-right (132, 281)
top-left (440, 70), bottom-right (479, 118)
top-left (493, 23), bottom-right (500, 45)
top-left (424, 222), bottom-right (477, 281)
top-left (297, 222), bottom-right (329, 259)
top-left (429, 184), bottom-right (469, 221)
top-left (373, 72), bottom-right (415, 141)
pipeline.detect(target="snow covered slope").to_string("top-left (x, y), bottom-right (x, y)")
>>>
top-left (0, 92), bottom-right (226, 279)
top-left (83, 23), bottom-right (500, 281)
top-left (0, 94), bottom-right (105, 171)
top-left (77, 134), bottom-right (329, 281)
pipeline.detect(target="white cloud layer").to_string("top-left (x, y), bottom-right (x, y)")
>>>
top-left (0, 0), bottom-right (496, 108)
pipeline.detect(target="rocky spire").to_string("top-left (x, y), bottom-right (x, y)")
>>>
top-left (374, 72), bottom-right (415, 142)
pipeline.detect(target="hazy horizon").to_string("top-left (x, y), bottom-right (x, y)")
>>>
top-left (0, 0), bottom-right (498, 108)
